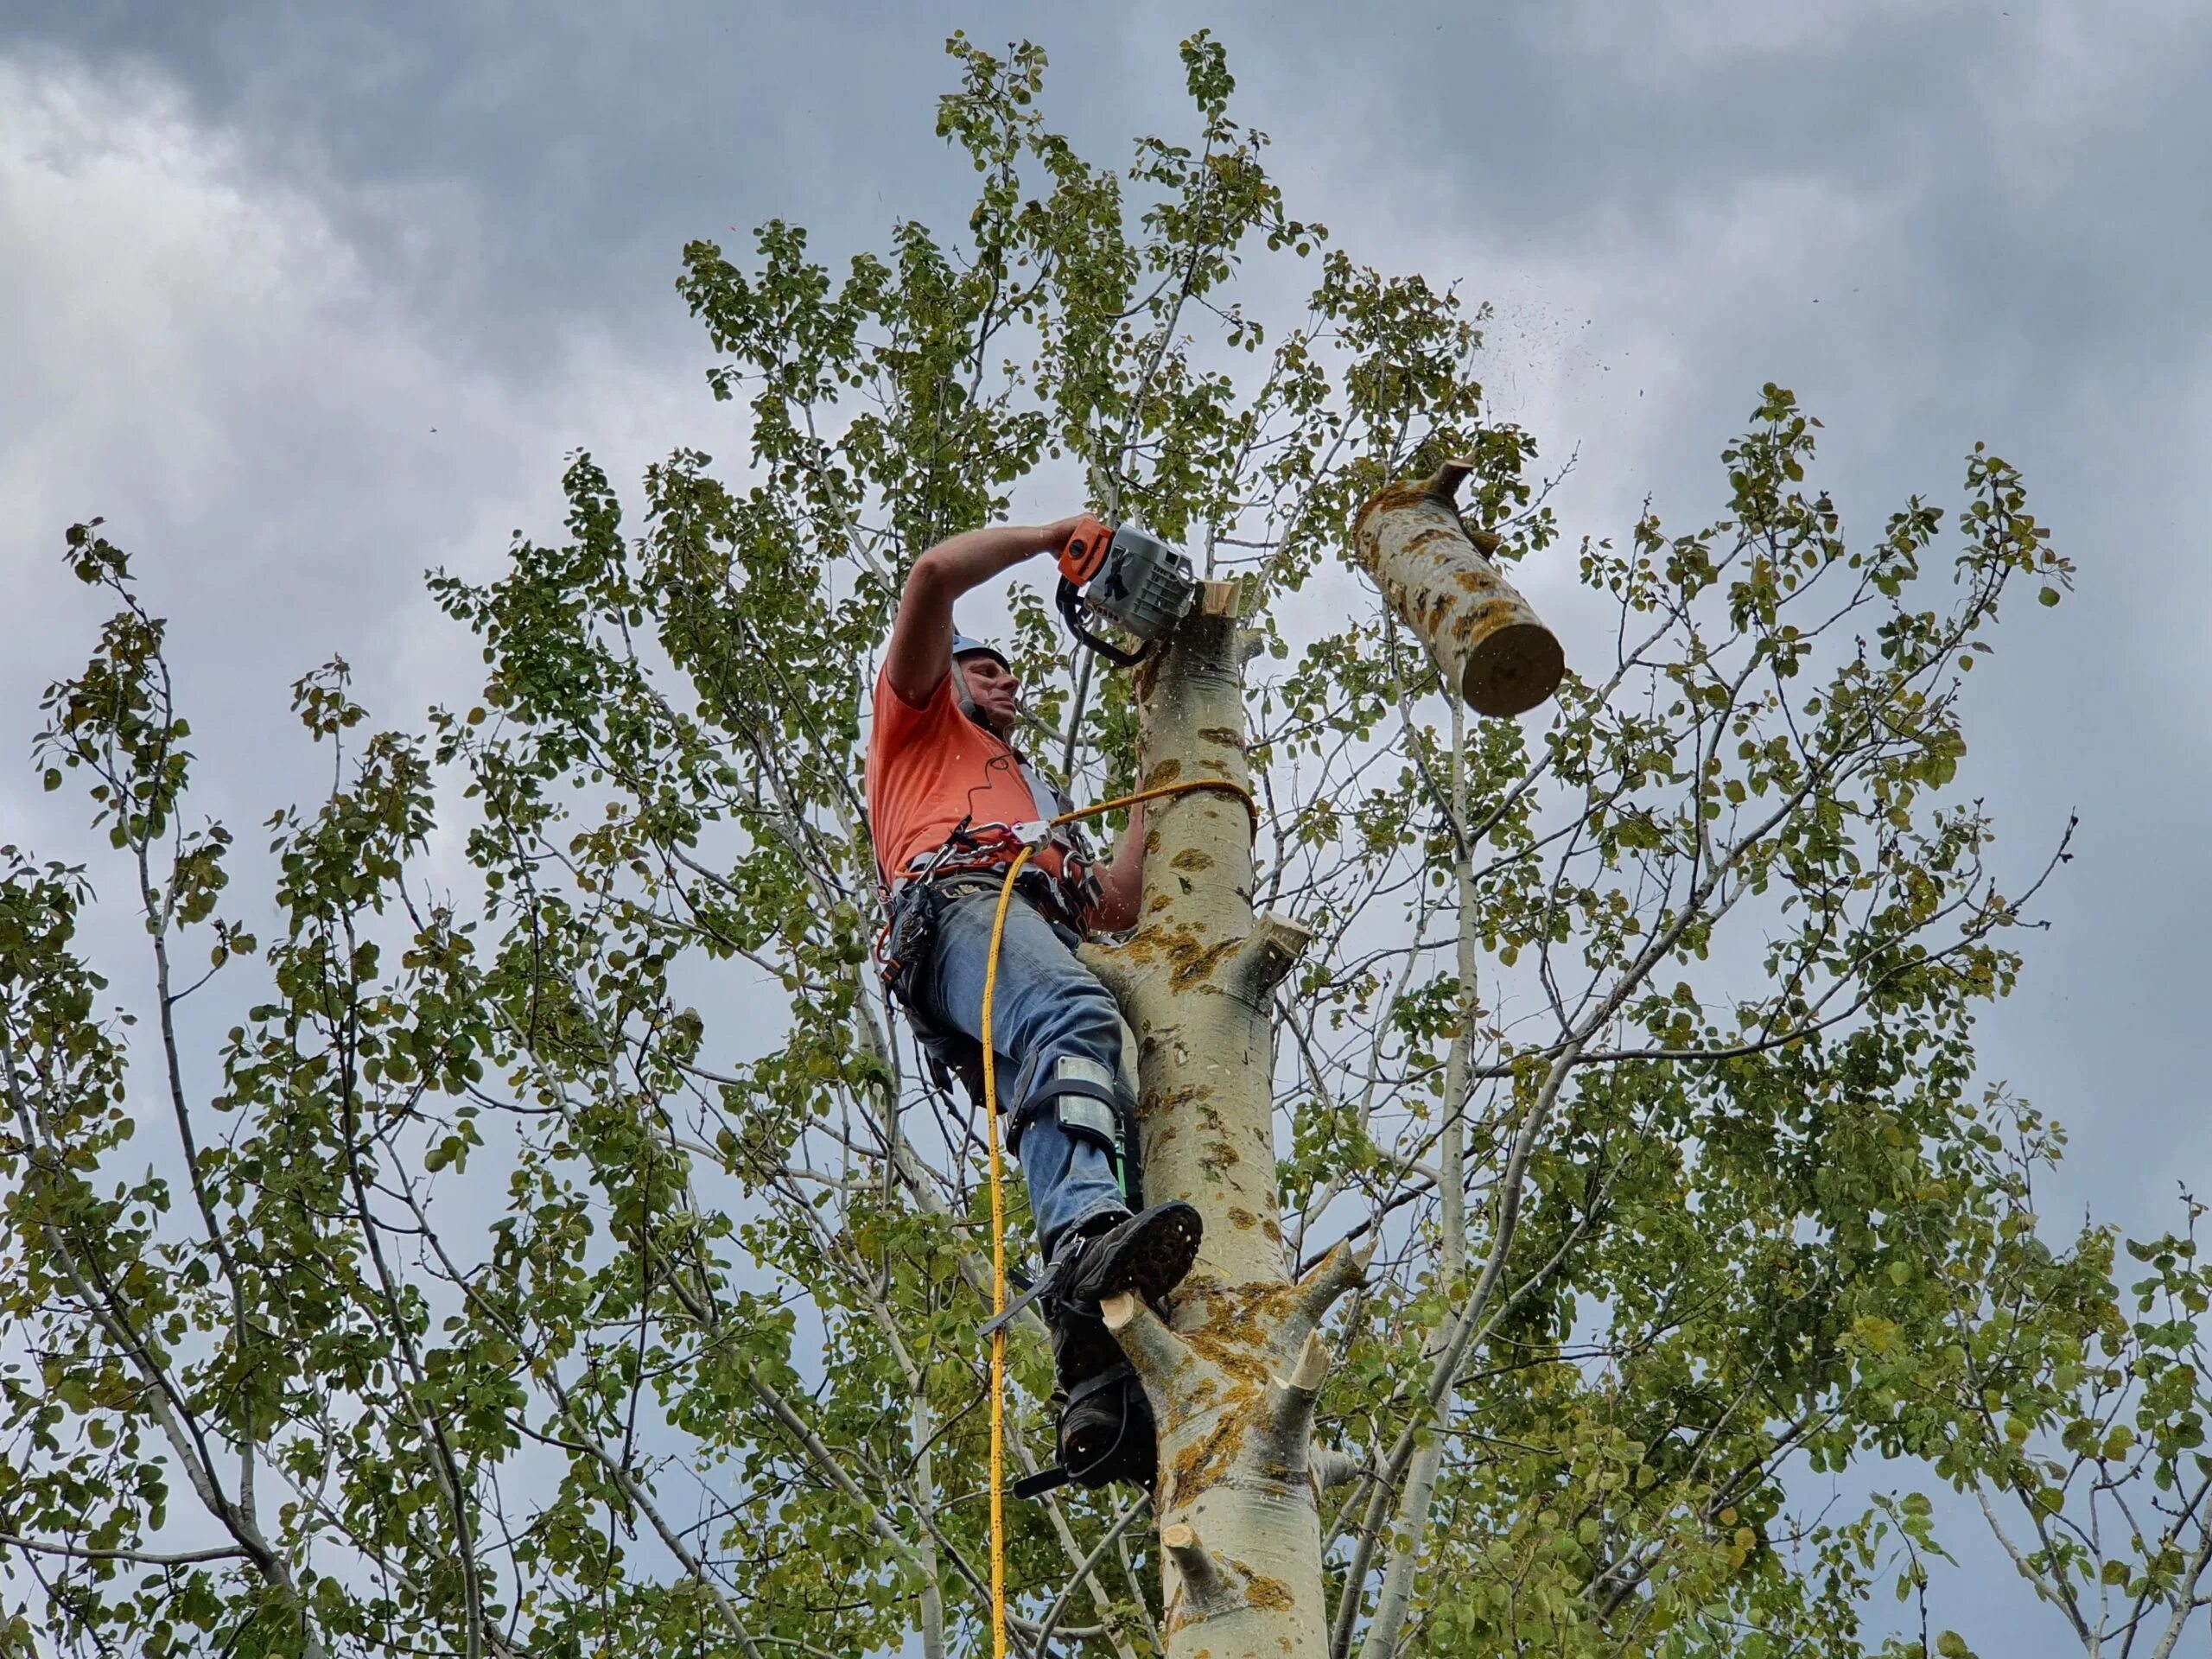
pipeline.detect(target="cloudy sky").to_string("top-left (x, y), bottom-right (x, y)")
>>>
top-left (4, 0), bottom-right (2209, 1644)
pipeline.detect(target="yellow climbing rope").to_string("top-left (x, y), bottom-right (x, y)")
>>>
top-left (979, 776), bottom-right (1256, 1659)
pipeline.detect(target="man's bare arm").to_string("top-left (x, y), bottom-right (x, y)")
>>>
top-left (883, 518), bottom-right (1087, 708)
top-left (1088, 801), bottom-right (1146, 933)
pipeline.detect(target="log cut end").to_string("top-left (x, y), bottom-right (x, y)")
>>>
top-left (1461, 618), bottom-right (1566, 716)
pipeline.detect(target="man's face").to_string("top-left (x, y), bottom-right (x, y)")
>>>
top-left (957, 652), bottom-right (1020, 734)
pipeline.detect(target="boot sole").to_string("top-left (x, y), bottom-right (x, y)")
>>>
top-left (1068, 1200), bottom-right (1202, 1308)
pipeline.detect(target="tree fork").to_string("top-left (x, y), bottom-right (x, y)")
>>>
top-left (1084, 579), bottom-right (1363, 1659)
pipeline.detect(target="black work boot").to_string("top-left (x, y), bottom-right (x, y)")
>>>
top-left (1054, 1200), bottom-right (1203, 1316)
top-left (1046, 1203), bottom-right (1198, 1491)
top-left (1006, 1205), bottom-right (1198, 1499)
top-left (979, 1202), bottom-right (1200, 1346)
top-left (1051, 1306), bottom-right (1125, 1389)
top-left (1047, 1304), bottom-right (1160, 1490)
top-left (1054, 1360), bottom-right (1158, 1489)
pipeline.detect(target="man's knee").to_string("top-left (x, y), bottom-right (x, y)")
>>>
top-left (1014, 983), bottom-right (1125, 1110)
top-left (1046, 971), bottom-right (1124, 1052)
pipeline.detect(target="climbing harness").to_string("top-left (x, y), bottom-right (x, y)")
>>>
top-left (971, 775), bottom-right (1257, 1659)
top-left (879, 826), bottom-right (1100, 1114)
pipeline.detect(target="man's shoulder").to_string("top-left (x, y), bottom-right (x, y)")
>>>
top-left (875, 654), bottom-right (955, 708)
top-left (872, 660), bottom-right (958, 753)
top-left (874, 656), bottom-right (952, 713)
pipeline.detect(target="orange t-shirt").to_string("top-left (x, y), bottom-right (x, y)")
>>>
top-left (866, 665), bottom-right (1069, 887)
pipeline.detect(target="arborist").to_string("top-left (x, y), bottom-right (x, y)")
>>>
top-left (868, 516), bottom-right (1200, 1493)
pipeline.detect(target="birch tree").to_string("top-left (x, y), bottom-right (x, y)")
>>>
top-left (4, 29), bottom-right (2194, 1659)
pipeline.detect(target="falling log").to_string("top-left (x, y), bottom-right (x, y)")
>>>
top-left (1351, 458), bottom-right (1566, 716)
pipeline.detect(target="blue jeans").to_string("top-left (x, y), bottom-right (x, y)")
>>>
top-left (914, 888), bottom-right (1132, 1253)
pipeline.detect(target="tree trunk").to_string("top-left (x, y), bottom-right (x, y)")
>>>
top-left (1085, 582), bottom-right (1365, 1659)
top-left (1351, 460), bottom-right (1564, 718)
top-left (1357, 700), bottom-right (1476, 1659)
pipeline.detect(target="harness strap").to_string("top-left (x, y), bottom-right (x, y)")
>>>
top-left (882, 748), bottom-right (1096, 915)
top-left (977, 1219), bottom-right (1089, 1340)
top-left (1010, 1465), bottom-right (1071, 1501)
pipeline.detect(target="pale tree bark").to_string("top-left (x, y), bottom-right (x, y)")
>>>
top-left (913, 1376), bottom-right (947, 1659)
top-left (1083, 582), bottom-right (1367, 1659)
top-left (1357, 697), bottom-right (1477, 1659)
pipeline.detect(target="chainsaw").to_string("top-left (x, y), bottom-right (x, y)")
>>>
top-left (1055, 518), bottom-right (1198, 666)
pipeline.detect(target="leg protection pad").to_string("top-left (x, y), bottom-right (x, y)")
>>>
top-left (1010, 1054), bottom-right (1143, 1206)
top-left (1008, 1054), bottom-right (1122, 1156)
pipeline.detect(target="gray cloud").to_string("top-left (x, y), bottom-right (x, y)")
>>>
top-left (3, 1), bottom-right (1198, 364)
top-left (1203, 0), bottom-right (2212, 1221)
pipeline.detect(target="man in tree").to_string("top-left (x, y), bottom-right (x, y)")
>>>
top-left (868, 516), bottom-right (1201, 1488)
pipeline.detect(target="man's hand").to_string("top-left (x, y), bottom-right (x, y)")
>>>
top-left (882, 518), bottom-right (1088, 709)
top-left (1037, 514), bottom-right (1090, 554)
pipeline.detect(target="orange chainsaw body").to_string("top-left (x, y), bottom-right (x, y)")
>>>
top-left (1057, 517), bottom-right (1116, 584)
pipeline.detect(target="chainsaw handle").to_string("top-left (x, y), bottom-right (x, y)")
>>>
top-left (1057, 517), bottom-right (1116, 584)
top-left (1057, 576), bottom-right (1150, 667)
